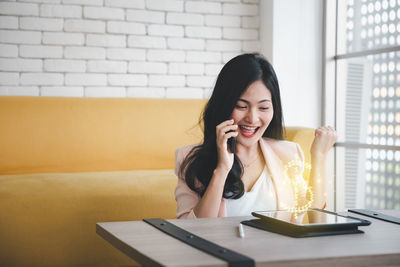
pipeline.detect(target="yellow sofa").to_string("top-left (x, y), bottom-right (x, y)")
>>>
top-left (0, 96), bottom-right (315, 267)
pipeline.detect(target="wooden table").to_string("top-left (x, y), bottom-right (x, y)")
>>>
top-left (97, 210), bottom-right (400, 266)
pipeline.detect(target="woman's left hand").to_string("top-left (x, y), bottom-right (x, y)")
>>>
top-left (310, 126), bottom-right (338, 158)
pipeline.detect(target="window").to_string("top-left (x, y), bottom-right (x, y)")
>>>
top-left (324, 0), bottom-right (400, 211)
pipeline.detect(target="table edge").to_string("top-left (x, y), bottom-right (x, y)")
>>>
top-left (96, 222), bottom-right (163, 267)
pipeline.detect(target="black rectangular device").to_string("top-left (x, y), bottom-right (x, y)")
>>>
top-left (349, 209), bottom-right (400, 225)
top-left (241, 209), bottom-right (371, 238)
top-left (227, 136), bottom-right (236, 154)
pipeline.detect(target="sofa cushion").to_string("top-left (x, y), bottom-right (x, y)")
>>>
top-left (0, 97), bottom-right (206, 174)
top-left (0, 169), bottom-right (176, 267)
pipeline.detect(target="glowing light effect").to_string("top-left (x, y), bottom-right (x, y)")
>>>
top-left (281, 159), bottom-right (314, 218)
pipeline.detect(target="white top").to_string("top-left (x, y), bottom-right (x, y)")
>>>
top-left (226, 166), bottom-right (277, 217)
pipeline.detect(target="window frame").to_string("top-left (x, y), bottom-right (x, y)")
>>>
top-left (323, 0), bottom-right (400, 211)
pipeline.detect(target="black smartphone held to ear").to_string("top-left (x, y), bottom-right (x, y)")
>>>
top-left (227, 136), bottom-right (236, 154)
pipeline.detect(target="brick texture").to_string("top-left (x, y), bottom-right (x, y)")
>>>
top-left (0, 0), bottom-right (260, 98)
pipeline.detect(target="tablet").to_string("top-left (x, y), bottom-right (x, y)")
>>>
top-left (251, 209), bottom-right (367, 227)
top-left (242, 209), bottom-right (371, 237)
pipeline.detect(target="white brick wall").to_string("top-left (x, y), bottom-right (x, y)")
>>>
top-left (0, 30), bottom-right (41, 44)
top-left (129, 62), bottom-right (167, 74)
top-left (0, 16), bottom-right (18, 29)
top-left (65, 47), bottom-right (105, 60)
top-left (20, 73), bottom-right (64, 85)
top-left (147, 49), bottom-right (185, 62)
top-left (83, 7), bottom-right (125, 20)
top-left (167, 12), bottom-right (203, 26)
top-left (43, 32), bottom-right (85, 45)
top-left (0, 44), bottom-right (18, 57)
top-left (107, 48), bottom-right (146, 61)
top-left (20, 45), bottom-right (63, 58)
top-left (185, 1), bottom-right (222, 14)
top-left (20, 17), bottom-right (63, 31)
top-left (168, 37), bottom-right (204, 50)
top-left (108, 74), bottom-right (147, 86)
top-left (127, 9), bottom-right (165, 24)
top-left (0, 72), bottom-right (19, 85)
top-left (40, 5), bottom-right (82, 18)
top-left (105, 0), bottom-right (145, 9)
top-left (65, 19), bottom-right (105, 33)
top-left (0, 0), bottom-right (260, 98)
top-left (0, 2), bottom-right (39, 16)
top-left (86, 34), bottom-right (126, 47)
top-left (44, 59), bottom-right (86, 72)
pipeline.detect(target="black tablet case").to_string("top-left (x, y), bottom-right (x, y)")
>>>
top-left (241, 210), bottom-right (371, 238)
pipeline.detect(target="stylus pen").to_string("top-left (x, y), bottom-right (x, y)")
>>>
top-left (238, 223), bottom-right (245, 238)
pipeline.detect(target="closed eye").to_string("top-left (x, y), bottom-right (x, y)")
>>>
top-left (235, 105), bottom-right (247, 109)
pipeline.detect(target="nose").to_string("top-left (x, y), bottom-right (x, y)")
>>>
top-left (245, 108), bottom-right (259, 124)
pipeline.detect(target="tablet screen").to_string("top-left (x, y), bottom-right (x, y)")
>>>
top-left (253, 210), bottom-right (361, 226)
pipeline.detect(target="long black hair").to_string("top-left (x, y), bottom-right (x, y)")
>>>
top-left (179, 53), bottom-right (284, 199)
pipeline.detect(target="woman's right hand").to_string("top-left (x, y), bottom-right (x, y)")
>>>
top-left (192, 120), bottom-right (238, 218)
top-left (215, 119), bottom-right (238, 174)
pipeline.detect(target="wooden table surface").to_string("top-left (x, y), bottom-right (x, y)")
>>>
top-left (97, 210), bottom-right (400, 266)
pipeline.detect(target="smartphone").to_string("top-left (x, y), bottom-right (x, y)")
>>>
top-left (227, 136), bottom-right (236, 154)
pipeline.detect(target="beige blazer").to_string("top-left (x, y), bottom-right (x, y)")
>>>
top-left (174, 137), bottom-right (306, 219)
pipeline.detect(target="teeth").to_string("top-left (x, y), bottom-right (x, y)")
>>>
top-left (241, 126), bottom-right (258, 130)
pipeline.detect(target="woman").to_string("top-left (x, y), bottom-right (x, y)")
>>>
top-left (174, 53), bottom-right (337, 219)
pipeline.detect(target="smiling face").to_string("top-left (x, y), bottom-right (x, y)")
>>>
top-left (231, 80), bottom-right (274, 148)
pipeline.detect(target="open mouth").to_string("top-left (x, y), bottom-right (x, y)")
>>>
top-left (239, 125), bottom-right (260, 138)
